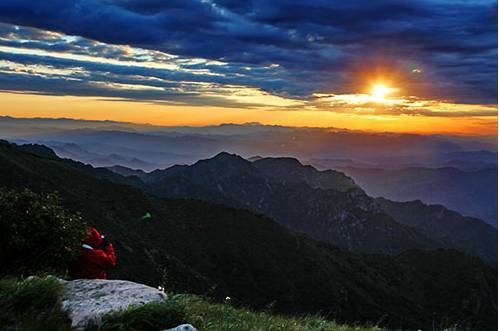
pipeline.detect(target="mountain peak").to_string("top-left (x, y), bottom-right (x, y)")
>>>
top-left (17, 143), bottom-right (59, 159)
top-left (209, 152), bottom-right (248, 164)
top-left (189, 152), bottom-right (255, 176)
top-left (213, 151), bottom-right (238, 159)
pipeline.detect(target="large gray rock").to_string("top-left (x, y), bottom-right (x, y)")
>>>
top-left (61, 279), bottom-right (167, 329)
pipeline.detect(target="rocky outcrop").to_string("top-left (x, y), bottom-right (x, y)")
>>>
top-left (61, 279), bottom-right (167, 329)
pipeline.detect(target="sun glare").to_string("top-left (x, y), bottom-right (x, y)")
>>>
top-left (371, 84), bottom-right (398, 99)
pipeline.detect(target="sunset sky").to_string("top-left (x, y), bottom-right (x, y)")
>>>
top-left (0, 0), bottom-right (497, 134)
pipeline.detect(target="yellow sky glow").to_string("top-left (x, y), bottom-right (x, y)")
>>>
top-left (1, 92), bottom-right (496, 135)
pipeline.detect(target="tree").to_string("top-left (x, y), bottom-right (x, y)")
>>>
top-left (0, 188), bottom-right (86, 275)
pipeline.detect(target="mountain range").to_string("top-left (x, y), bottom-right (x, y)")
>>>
top-left (3, 116), bottom-right (496, 170)
top-left (311, 149), bottom-right (498, 171)
top-left (138, 153), bottom-right (438, 255)
top-left (110, 152), bottom-right (497, 265)
top-left (0, 140), bottom-right (496, 329)
top-left (4, 117), bottom-right (497, 229)
top-left (377, 198), bottom-right (497, 265)
top-left (339, 166), bottom-right (498, 227)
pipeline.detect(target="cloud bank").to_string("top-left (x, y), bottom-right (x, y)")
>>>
top-left (0, 0), bottom-right (496, 117)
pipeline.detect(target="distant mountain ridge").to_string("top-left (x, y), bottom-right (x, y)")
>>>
top-left (377, 198), bottom-right (497, 265)
top-left (339, 166), bottom-right (498, 226)
top-left (3, 116), bottom-right (496, 174)
top-left (49, 143), bottom-right (162, 171)
top-left (311, 149), bottom-right (498, 171)
top-left (107, 165), bottom-right (147, 178)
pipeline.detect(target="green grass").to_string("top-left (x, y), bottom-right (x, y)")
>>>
top-left (173, 294), bottom-right (383, 331)
top-left (87, 301), bottom-right (186, 331)
top-left (0, 277), bottom-right (383, 331)
top-left (90, 294), bottom-right (383, 331)
top-left (0, 276), bottom-right (72, 331)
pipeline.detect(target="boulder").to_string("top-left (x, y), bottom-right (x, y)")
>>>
top-left (61, 279), bottom-right (167, 329)
top-left (164, 324), bottom-right (197, 331)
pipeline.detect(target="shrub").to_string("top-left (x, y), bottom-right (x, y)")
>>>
top-left (0, 188), bottom-right (86, 276)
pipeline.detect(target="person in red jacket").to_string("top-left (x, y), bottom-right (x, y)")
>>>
top-left (69, 227), bottom-right (117, 279)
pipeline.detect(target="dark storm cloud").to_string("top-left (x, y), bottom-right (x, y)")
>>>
top-left (0, 45), bottom-right (295, 95)
top-left (0, 0), bottom-right (496, 104)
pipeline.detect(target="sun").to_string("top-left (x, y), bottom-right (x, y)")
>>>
top-left (371, 84), bottom-right (398, 99)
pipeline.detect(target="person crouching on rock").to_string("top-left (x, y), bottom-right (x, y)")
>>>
top-left (69, 227), bottom-right (117, 279)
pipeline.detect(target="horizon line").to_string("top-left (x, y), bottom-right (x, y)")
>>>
top-left (2, 114), bottom-right (497, 138)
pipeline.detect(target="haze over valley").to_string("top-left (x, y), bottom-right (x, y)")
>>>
top-left (3, 116), bottom-right (497, 227)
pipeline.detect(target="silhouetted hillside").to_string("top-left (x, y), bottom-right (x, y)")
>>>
top-left (139, 153), bottom-right (438, 255)
top-left (107, 165), bottom-right (147, 178)
top-left (377, 198), bottom-right (497, 265)
top-left (252, 157), bottom-right (358, 192)
top-left (340, 166), bottom-right (498, 226)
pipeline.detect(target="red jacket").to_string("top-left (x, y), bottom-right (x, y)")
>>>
top-left (69, 227), bottom-right (117, 279)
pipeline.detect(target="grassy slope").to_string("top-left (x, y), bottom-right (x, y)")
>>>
top-left (0, 277), bottom-right (382, 331)
top-left (177, 295), bottom-right (383, 331)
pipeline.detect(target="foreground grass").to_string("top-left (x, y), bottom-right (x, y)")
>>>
top-left (0, 277), bottom-right (383, 331)
top-left (175, 295), bottom-right (383, 331)
top-left (0, 276), bottom-right (72, 331)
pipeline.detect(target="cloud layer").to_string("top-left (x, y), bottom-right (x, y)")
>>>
top-left (0, 0), bottom-right (496, 116)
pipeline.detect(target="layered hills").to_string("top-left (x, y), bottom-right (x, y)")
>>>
top-left (117, 153), bottom-right (496, 264)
